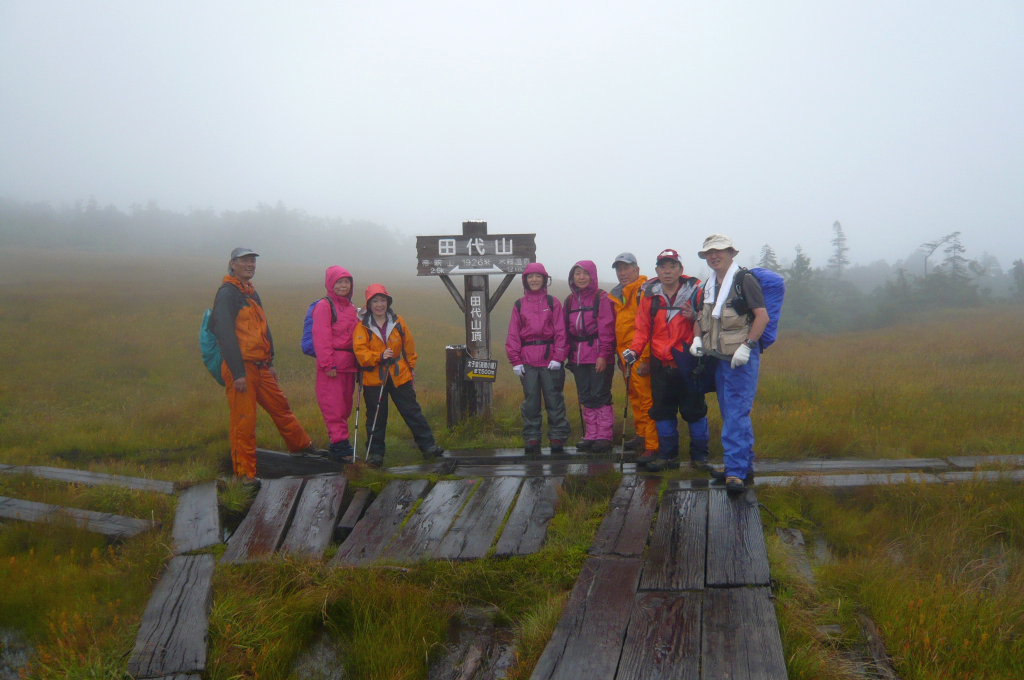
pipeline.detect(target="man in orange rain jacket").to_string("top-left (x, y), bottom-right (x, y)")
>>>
top-left (608, 253), bottom-right (659, 458)
top-left (210, 248), bottom-right (324, 479)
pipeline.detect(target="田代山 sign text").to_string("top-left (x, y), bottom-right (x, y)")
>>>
top-left (416, 234), bottom-right (537, 276)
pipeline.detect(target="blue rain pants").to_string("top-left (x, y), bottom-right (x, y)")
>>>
top-left (649, 357), bottom-right (709, 461)
top-left (715, 345), bottom-right (761, 478)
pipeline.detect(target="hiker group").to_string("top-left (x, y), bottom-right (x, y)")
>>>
top-left (202, 234), bottom-right (783, 493)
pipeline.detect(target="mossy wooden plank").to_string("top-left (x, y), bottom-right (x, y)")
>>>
top-left (172, 481), bottom-right (221, 555)
top-left (530, 556), bottom-right (642, 680)
top-left (255, 448), bottom-right (345, 478)
top-left (706, 489), bottom-right (770, 587)
top-left (279, 475), bottom-right (347, 557)
top-left (701, 587), bottom-right (787, 680)
top-left (335, 486), bottom-right (372, 542)
top-left (220, 477), bottom-right (304, 564)
top-left (494, 476), bottom-right (562, 557)
top-left (615, 591), bottom-right (701, 680)
top-left (331, 479), bottom-right (429, 567)
top-left (434, 477), bottom-right (521, 560)
top-left (756, 458), bottom-right (947, 473)
top-left (126, 554), bottom-right (214, 678)
top-left (1, 464), bottom-right (175, 494)
top-left (382, 479), bottom-right (478, 563)
top-left (0, 495), bottom-right (155, 539)
top-left (589, 475), bottom-right (659, 557)
top-left (640, 490), bottom-right (707, 591)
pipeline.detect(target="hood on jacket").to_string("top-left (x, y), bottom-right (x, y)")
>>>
top-left (568, 260), bottom-right (599, 295)
top-left (324, 266), bottom-right (354, 306)
top-left (364, 283), bottom-right (393, 308)
top-left (521, 262), bottom-right (551, 292)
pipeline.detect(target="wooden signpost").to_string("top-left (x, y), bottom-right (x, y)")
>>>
top-left (416, 221), bottom-right (536, 425)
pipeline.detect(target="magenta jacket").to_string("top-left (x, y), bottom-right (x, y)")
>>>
top-left (312, 265), bottom-right (359, 373)
top-left (565, 260), bottom-right (616, 365)
top-left (505, 263), bottom-right (568, 367)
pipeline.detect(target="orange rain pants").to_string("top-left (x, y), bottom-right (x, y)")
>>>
top-left (222, 361), bottom-right (312, 479)
top-left (623, 365), bottom-right (659, 452)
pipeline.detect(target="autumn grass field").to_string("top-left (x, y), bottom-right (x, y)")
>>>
top-left (1, 248), bottom-right (1024, 679)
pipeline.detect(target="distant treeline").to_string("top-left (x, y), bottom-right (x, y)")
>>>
top-left (0, 197), bottom-right (411, 270)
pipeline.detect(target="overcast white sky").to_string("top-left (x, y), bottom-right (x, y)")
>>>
top-left (1, 1), bottom-right (1022, 277)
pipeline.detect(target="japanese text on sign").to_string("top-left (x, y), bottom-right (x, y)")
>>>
top-left (416, 233), bottom-right (537, 276)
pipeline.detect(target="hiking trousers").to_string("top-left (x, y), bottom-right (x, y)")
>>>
top-left (568, 362), bottom-right (615, 440)
top-left (649, 357), bottom-right (709, 461)
top-left (624, 365), bottom-right (659, 452)
top-left (222, 361), bottom-right (312, 479)
top-left (362, 380), bottom-right (436, 462)
top-left (520, 365), bottom-right (572, 443)
top-left (715, 346), bottom-right (761, 478)
top-left (315, 369), bottom-right (357, 444)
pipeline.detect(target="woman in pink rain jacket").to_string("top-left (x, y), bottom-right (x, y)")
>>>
top-left (312, 265), bottom-right (360, 462)
top-left (505, 262), bottom-right (571, 454)
top-left (565, 260), bottom-right (617, 452)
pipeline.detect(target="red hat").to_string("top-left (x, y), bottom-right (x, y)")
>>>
top-left (656, 248), bottom-right (681, 264)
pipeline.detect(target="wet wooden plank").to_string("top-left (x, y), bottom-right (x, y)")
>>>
top-left (255, 448), bottom-right (344, 478)
top-left (279, 475), bottom-right (347, 557)
top-left (126, 554), bottom-right (214, 678)
top-left (331, 479), bottom-right (430, 566)
top-left (0, 495), bottom-right (156, 539)
top-left (220, 477), bottom-right (304, 564)
top-left (947, 454), bottom-right (1024, 469)
top-left (701, 587), bottom-right (787, 680)
top-left (941, 470), bottom-right (1024, 483)
top-left (382, 479), bottom-right (478, 563)
top-left (434, 477), bottom-right (522, 560)
top-left (615, 591), bottom-right (701, 680)
top-left (756, 458), bottom-right (947, 473)
top-left (589, 475), bottom-right (659, 557)
top-left (335, 487), bottom-right (372, 542)
top-left (706, 489), bottom-right (770, 587)
top-left (150, 675), bottom-right (202, 680)
top-left (530, 556), bottom-right (642, 680)
top-left (172, 481), bottom-right (221, 555)
top-left (640, 490), bottom-right (707, 591)
top-left (494, 477), bottom-right (563, 557)
top-left (1, 464), bottom-right (176, 494)
top-left (756, 472), bottom-right (941, 488)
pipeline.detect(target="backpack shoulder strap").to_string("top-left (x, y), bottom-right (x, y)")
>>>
top-left (514, 298), bottom-right (522, 314)
top-left (322, 297), bottom-right (337, 323)
top-left (546, 294), bottom-right (554, 312)
top-left (649, 294), bottom-right (662, 321)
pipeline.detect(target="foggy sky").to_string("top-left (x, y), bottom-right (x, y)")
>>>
top-left (2, 1), bottom-right (1022, 278)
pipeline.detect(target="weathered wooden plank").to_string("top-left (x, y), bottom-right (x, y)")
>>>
top-left (255, 448), bottom-right (344, 478)
top-left (494, 477), bottom-right (563, 557)
top-left (706, 489), bottom-right (770, 587)
top-left (947, 454), bottom-right (1024, 469)
top-left (149, 675), bottom-right (202, 680)
top-left (1, 464), bottom-right (176, 494)
top-left (0, 495), bottom-right (155, 539)
top-left (756, 458), bottom-right (947, 473)
top-left (615, 591), bottom-right (701, 680)
top-left (279, 475), bottom-right (347, 557)
top-left (756, 472), bottom-right (941, 488)
top-left (701, 587), bottom-right (787, 680)
top-left (335, 486), bottom-right (373, 542)
top-left (640, 490), bottom-right (707, 591)
top-left (434, 477), bottom-right (521, 560)
top-left (220, 477), bottom-right (304, 564)
top-left (941, 470), bottom-right (1024, 483)
top-left (589, 475), bottom-right (659, 557)
top-left (172, 481), bottom-right (221, 555)
top-left (331, 479), bottom-right (430, 567)
top-left (382, 479), bottom-right (478, 563)
top-left (126, 554), bottom-right (215, 678)
top-left (530, 556), bottom-right (642, 680)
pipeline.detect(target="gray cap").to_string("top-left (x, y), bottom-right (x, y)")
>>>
top-left (230, 247), bottom-right (259, 259)
top-left (612, 252), bottom-right (638, 267)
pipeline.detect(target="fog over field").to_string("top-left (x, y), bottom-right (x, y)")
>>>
top-left (1, 1), bottom-right (1022, 277)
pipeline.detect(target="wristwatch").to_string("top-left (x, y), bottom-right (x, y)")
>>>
top-left (743, 338), bottom-right (758, 349)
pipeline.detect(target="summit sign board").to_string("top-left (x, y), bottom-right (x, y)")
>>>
top-left (416, 234), bottom-right (537, 276)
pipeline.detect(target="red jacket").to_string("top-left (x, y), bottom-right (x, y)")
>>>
top-left (629, 276), bottom-right (701, 365)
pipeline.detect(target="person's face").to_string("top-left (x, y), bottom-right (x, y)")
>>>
top-left (333, 278), bottom-right (352, 297)
top-left (615, 262), bottom-right (639, 286)
top-left (704, 248), bottom-right (735, 273)
top-left (369, 295), bottom-right (389, 315)
top-left (526, 273), bottom-right (545, 291)
top-left (656, 260), bottom-right (682, 286)
top-left (232, 255), bottom-right (257, 280)
top-left (573, 267), bottom-right (591, 289)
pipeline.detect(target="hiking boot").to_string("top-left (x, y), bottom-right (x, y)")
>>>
top-left (366, 454), bottom-right (384, 469)
top-left (549, 439), bottom-right (565, 454)
top-left (690, 458), bottom-right (712, 472)
top-left (241, 478), bottom-right (262, 492)
top-left (725, 476), bottom-right (746, 494)
top-left (524, 440), bottom-right (542, 454)
top-left (328, 440), bottom-right (354, 464)
top-left (591, 439), bottom-right (613, 454)
top-left (710, 468), bottom-right (755, 486)
top-left (636, 449), bottom-right (659, 467)
top-left (622, 436), bottom-right (645, 452)
top-left (645, 457), bottom-right (680, 472)
top-left (422, 444), bottom-right (445, 459)
top-left (575, 440), bottom-right (594, 452)
top-left (294, 444), bottom-right (327, 457)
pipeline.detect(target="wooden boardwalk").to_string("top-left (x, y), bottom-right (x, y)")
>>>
top-left (531, 477), bottom-right (786, 680)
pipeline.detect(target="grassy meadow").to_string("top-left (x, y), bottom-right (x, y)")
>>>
top-left (2, 248), bottom-right (1024, 679)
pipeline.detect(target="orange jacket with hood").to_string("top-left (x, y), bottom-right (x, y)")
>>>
top-left (211, 275), bottom-right (274, 380)
top-left (352, 284), bottom-right (417, 387)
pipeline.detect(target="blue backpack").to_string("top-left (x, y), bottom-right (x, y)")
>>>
top-left (199, 308), bottom-right (225, 386)
top-left (300, 297), bottom-right (337, 357)
top-left (744, 267), bottom-right (785, 350)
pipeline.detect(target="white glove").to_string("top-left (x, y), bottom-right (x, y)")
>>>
top-left (547, 360), bottom-right (561, 370)
top-left (513, 364), bottom-right (526, 377)
top-left (689, 337), bottom-right (704, 357)
top-left (621, 349), bottom-right (638, 365)
top-left (731, 343), bottom-right (751, 368)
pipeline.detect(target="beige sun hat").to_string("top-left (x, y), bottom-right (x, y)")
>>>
top-left (698, 234), bottom-right (738, 259)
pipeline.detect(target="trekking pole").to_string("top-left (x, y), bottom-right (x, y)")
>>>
top-left (364, 366), bottom-right (392, 462)
top-left (351, 371), bottom-right (363, 459)
top-left (620, 360), bottom-right (633, 472)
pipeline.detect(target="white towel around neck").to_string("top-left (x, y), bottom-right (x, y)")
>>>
top-left (704, 262), bottom-right (741, 319)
